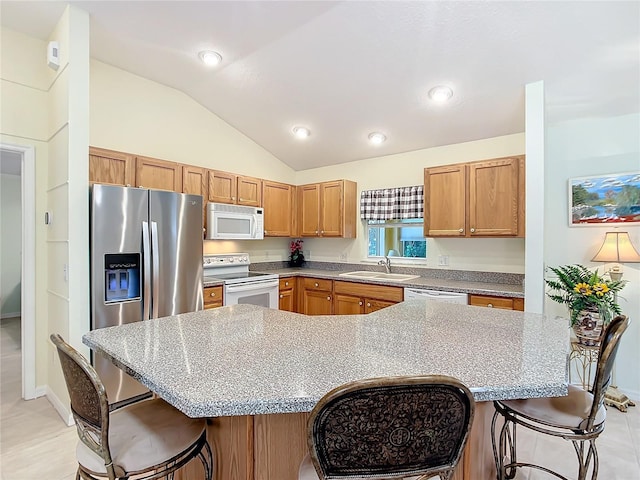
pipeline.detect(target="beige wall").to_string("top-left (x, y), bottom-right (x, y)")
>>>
top-left (45, 5), bottom-right (91, 408)
top-left (0, 27), bottom-right (50, 388)
top-left (293, 134), bottom-right (526, 272)
top-left (90, 61), bottom-right (296, 184)
top-left (1, 173), bottom-right (22, 317)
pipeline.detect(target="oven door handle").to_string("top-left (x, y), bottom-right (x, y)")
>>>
top-left (225, 279), bottom-right (279, 293)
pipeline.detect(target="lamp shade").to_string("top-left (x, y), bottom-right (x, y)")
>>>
top-left (591, 232), bottom-right (640, 263)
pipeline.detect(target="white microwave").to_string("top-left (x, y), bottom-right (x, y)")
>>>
top-left (206, 202), bottom-right (264, 240)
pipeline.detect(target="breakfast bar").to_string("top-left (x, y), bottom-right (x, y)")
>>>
top-left (83, 300), bottom-right (569, 480)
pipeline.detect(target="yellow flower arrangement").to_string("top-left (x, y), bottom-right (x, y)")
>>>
top-left (546, 265), bottom-right (625, 327)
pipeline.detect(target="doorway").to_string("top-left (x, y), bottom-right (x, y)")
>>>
top-left (0, 143), bottom-right (36, 400)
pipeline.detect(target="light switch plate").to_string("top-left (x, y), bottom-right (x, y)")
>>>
top-left (438, 255), bottom-right (449, 266)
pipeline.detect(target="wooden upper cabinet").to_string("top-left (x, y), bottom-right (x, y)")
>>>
top-left (182, 165), bottom-right (207, 196)
top-left (182, 165), bottom-right (208, 236)
top-left (469, 157), bottom-right (521, 236)
top-left (237, 175), bottom-right (262, 207)
top-left (424, 156), bottom-right (525, 238)
top-left (424, 164), bottom-right (467, 237)
top-left (89, 147), bottom-right (135, 186)
top-left (208, 170), bottom-right (262, 207)
top-left (208, 170), bottom-right (237, 204)
top-left (297, 180), bottom-right (357, 238)
top-left (298, 184), bottom-right (321, 237)
top-left (263, 181), bottom-right (295, 237)
top-left (135, 156), bottom-right (182, 191)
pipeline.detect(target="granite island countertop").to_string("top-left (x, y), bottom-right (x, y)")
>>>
top-left (83, 300), bottom-right (568, 418)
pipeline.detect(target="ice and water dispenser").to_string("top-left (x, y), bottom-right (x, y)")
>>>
top-left (104, 253), bottom-right (141, 303)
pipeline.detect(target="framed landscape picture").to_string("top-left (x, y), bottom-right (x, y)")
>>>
top-left (569, 172), bottom-right (640, 226)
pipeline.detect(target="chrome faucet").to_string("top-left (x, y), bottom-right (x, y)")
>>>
top-left (378, 256), bottom-right (391, 274)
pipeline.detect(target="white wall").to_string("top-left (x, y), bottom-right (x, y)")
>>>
top-left (545, 113), bottom-right (640, 398)
top-left (1, 173), bottom-right (22, 317)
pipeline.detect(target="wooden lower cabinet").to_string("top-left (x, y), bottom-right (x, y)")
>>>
top-left (173, 403), bottom-right (495, 480)
top-left (203, 286), bottom-right (224, 309)
top-left (299, 278), bottom-right (333, 315)
top-left (469, 294), bottom-right (524, 311)
top-left (278, 277), bottom-right (295, 312)
top-left (333, 281), bottom-right (403, 315)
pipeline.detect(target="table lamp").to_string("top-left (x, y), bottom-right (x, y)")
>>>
top-left (591, 231), bottom-right (640, 281)
top-left (590, 231), bottom-right (639, 411)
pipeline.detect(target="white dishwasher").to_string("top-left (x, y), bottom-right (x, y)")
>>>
top-left (404, 288), bottom-right (469, 304)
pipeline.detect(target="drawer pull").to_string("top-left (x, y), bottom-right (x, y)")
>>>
top-left (314, 282), bottom-right (319, 287)
top-left (285, 281), bottom-right (289, 286)
top-left (279, 294), bottom-right (284, 299)
top-left (487, 303), bottom-right (493, 308)
top-left (210, 292), bottom-right (216, 297)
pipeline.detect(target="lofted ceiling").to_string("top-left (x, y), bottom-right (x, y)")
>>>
top-left (1, 1), bottom-right (638, 171)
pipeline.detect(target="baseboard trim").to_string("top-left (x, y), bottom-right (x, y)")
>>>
top-left (46, 386), bottom-right (74, 426)
top-left (34, 385), bottom-right (47, 398)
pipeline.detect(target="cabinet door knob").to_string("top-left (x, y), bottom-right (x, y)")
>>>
top-left (264, 230), bottom-right (267, 234)
top-left (367, 302), bottom-right (371, 307)
top-left (279, 294), bottom-right (284, 298)
top-left (320, 230), bottom-right (324, 234)
top-left (315, 230), bottom-right (319, 234)
top-left (458, 228), bottom-right (464, 233)
top-left (314, 282), bottom-right (319, 287)
top-left (285, 281), bottom-right (289, 286)
top-left (487, 303), bottom-right (493, 308)
top-left (210, 292), bottom-right (216, 297)
top-left (359, 301), bottom-right (363, 306)
top-left (470, 228), bottom-right (476, 233)
top-left (232, 196), bottom-right (236, 200)
top-left (327, 296), bottom-right (331, 301)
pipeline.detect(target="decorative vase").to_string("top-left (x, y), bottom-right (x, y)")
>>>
top-left (289, 254), bottom-right (305, 268)
top-left (572, 307), bottom-right (604, 347)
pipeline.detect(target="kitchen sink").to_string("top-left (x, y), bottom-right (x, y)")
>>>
top-left (338, 271), bottom-right (420, 282)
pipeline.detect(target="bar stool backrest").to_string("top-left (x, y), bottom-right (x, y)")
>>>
top-left (51, 334), bottom-right (116, 478)
top-left (587, 315), bottom-right (629, 430)
top-left (307, 375), bottom-right (475, 479)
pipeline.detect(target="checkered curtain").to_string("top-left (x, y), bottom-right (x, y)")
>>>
top-left (360, 185), bottom-right (423, 220)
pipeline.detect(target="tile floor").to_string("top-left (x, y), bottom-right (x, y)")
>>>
top-left (1, 316), bottom-right (639, 479)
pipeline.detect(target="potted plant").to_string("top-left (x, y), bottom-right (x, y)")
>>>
top-left (289, 239), bottom-right (305, 267)
top-left (545, 264), bottom-right (625, 345)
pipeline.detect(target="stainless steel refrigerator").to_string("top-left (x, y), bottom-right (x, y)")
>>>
top-left (90, 184), bottom-right (203, 406)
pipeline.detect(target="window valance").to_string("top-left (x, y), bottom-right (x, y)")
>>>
top-left (360, 185), bottom-right (424, 220)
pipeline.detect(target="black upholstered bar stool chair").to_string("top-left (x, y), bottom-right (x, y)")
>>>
top-left (51, 334), bottom-right (214, 480)
top-left (491, 314), bottom-right (629, 480)
top-left (298, 375), bottom-right (475, 480)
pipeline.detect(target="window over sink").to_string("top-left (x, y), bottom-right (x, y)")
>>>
top-left (367, 219), bottom-right (427, 259)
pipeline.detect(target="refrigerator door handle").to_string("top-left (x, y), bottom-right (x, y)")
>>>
top-left (142, 221), bottom-right (151, 321)
top-left (151, 221), bottom-right (160, 319)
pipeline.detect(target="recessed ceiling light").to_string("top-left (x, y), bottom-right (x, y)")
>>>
top-left (199, 50), bottom-right (222, 67)
top-left (428, 85), bottom-right (454, 102)
top-left (368, 132), bottom-right (387, 145)
top-left (292, 126), bottom-right (310, 139)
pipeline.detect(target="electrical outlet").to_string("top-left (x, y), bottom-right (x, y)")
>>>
top-left (438, 255), bottom-right (449, 266)
top-left (339, 252), bottom-right (347, 261)
top-left (63, 263), bottom-right (68, 282)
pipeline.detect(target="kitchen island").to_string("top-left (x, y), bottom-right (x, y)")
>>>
top-left (83, 300), bottom-right (569, 480)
